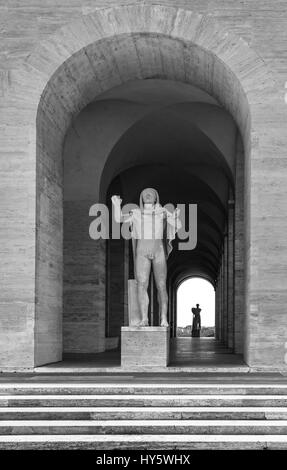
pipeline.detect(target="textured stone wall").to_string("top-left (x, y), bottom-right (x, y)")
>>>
top-left (0, 0), bottom-right (287, 84)
top-left (216, 195), bottom-right (239, 352)
top-left (227, 200), bottom-right (235, 349)
top-left (63, 201), bottom-right (105, 353)
top-left (0, 125), bottom-right (36, 369)
top-left (35, 129), bottom-right (63, 365)
top-left (106, 238), bottom-right (125, 338)
top-left (234, 136), bottom-right (245, 353)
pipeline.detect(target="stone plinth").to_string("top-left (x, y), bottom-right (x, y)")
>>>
top-left (121, 327), bottom-right (170, 368)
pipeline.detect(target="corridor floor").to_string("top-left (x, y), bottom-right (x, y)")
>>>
top-left (33, 338), bottom-right (248, 373)
top-left (170, 338), bottom-right (244, 366)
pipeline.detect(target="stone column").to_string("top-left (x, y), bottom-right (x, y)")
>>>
top-left (123, 240), bottom-right (129, 326)
top-left (220, 246), bottom-right (224, 342)
top-left (219, 257), bottom-right (224, 342)
top-left (222, 232), bottom-right (228, 345)
top-left (234, 134), bottom-right (245, 353)
top-left (227, 198), bottom-right (235, 349)
top-left (215, 274), bottom-right (221, 340)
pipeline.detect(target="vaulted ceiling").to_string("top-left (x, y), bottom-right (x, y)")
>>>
top-left (64, 79), bottom-right (240, 285)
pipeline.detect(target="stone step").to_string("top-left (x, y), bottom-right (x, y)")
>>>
top-left (1, 383), bottom-right (287, 395)
top-left (0, 406), bottom-right (287, 420)
top-left (1, 394), bottom-right (287, 407)
top-left (0, 434), bottom-right (287, 450)
top-left (34, 366), bottom-right (251, 373)
top-left (0, 419), bottom-right (287, 435)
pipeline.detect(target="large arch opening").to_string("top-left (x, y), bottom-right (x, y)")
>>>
top-left (23, 4), bottom-right (278, 370)
top-left (36, 33), bottom-right (249, 368)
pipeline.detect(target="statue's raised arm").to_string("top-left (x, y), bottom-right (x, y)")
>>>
top-left (111, 195), bottom-right (132, 223)
top-left (111, 195), bottom-right (122, 223)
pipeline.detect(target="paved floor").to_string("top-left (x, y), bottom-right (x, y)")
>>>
top-left (169, 338), bottom-right (245, 366)
top-left (34, 338), bottom-right (250, 373)
top-left (31, 338), bottom-right (244, 371)
top-left (1, 338), bottom-right (283, 377)
top-left (60, 338), bottom-right (244, 367)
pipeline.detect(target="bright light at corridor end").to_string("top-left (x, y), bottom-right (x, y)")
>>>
top-left (177, 278), bottom-right (215, 328)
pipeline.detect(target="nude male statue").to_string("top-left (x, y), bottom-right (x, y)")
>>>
top-left (112, 188), bottom-right (181, 327)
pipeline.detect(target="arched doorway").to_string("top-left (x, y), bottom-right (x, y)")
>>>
top-left (1, 5), bottom-right (284, 371)
top-left (170, 277), bottom-right (240, 368)
top-left (34, 14), bottom-right (261, 367)
top-left (176, 277), bottom-right (215, 337)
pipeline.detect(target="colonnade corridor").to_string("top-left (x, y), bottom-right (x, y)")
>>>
top-left (169, 338), bottom-right (245, 367)
top-left (35, 337), bottom-right (245, 373)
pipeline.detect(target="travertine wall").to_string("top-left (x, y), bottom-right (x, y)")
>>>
top-left (1, 0), bottom-right (287, 84)
top-left (0, 1), bottom-right (287, 369)
top-left (234, 137), bottom-right (245, 353)
top-left (107, 239), bottom-right (126, 338)
top-left (63, 201), bottom-right (106, 353)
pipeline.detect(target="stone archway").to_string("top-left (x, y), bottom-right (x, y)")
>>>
top-left (1, 4), bottom-right (286, 370)
top-left (170, 272), bottom-right (216, 338)
top-left (175, 276), bottom-right (215, 334)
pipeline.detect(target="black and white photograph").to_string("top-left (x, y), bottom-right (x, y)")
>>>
top-left (0, 0), bottom-right (287, 458)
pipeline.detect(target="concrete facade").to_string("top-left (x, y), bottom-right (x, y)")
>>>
top-left (0, 1), bottom-right (287, 370)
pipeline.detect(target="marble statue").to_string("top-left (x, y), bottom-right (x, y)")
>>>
top-left (112, 188), bottom-right (181, 327)
top-left (191, 303), bottom-right (202, 337)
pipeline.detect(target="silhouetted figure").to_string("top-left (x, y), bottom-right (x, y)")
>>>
top-left (191, 304), bottom-right (201, 337)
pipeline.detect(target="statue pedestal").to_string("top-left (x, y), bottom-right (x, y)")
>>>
top-left (128, 279), bottom-right (141, 326)
top-left (121, 326), bottom-right (170, 369)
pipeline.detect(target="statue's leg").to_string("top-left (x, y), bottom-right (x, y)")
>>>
top-left (135, 253), bottom-right (151, 326)
top-left (153, 249), bottom-right (168, 327)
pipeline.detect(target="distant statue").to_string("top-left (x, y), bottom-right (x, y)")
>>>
top-left (191, 303), bottom-right (201, 337)
top-left (112, 188), bottom-right (181, 327)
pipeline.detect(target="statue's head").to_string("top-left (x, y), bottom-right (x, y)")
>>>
top-left (196, 303), bottom-right (200, 308)
top-left (139, 188), bottom-right (159, 208)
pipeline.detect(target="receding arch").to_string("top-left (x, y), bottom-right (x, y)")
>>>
top-left (176, 277), bottom-right (215, 332)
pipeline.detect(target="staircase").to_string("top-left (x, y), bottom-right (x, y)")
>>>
top-left (0, 381), bottom-right (287, 449)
